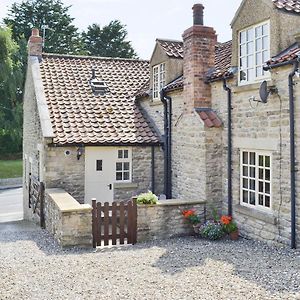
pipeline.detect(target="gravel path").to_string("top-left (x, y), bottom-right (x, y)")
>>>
top-left (0, 221), bottom-right (300, 300)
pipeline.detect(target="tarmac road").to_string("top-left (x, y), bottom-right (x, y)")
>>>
top-left (0, 188), bottom-right (23, 223)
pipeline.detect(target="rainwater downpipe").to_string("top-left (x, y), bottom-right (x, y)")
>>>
top-left (223, 78), bottom-right (233, 217)
top-left (288, 60), bottom-right (299, 249)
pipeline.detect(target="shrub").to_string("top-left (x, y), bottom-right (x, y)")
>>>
top-left (182, 209), bottom-right (200, 225)
top-left (199, 221), bottom-right (225, 240)
top-left (136, 191), bottom-right (158, 205)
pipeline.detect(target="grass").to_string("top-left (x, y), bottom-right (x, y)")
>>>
top-left (0, 160), bottom-right (23, 179)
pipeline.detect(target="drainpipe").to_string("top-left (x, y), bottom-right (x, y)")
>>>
top-left (160, 89), bottom-right (173, 199)
top-left (151, 146), bottom-right (155, 194)
top-left (223, 79), bottom-right (233, 217)
top-left (160, 90), bottom-right (169, 197)
top-left (288, 60), bottom-right (299, 249)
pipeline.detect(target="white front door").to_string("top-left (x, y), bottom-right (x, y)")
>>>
top-left (85, 147), bottom-right (115, 205)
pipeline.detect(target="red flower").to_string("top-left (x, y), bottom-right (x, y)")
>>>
top-left (221, 215), bottom-right (232, 225)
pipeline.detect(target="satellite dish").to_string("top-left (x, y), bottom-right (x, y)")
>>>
top-left (259, 80), bottom-right (269, 103)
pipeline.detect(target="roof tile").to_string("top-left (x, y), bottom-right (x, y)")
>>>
top-left (157, 39), bottom-right (184, 59)
top-left (273, 0), bottom-right (300, 14)
top-left (196, 109), bottom-right (222, 128)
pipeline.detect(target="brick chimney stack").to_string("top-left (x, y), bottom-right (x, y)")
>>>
top-left (28, 28), bottom-right (42, 57)
top-left (183, 4), bottom-right (217, 113)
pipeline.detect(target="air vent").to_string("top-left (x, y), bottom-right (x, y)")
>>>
top-left (89, 68), bottom-right (108, 95)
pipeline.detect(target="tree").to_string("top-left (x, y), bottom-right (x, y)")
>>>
top-left (0, 27), bottom-right (23, 156)
top-left (83, 20), bottom-right (137, 58)
top-left (4, 0), bottom-right (84, 55)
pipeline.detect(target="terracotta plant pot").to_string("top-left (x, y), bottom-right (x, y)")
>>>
top-left (229, 230), bottom-right (239, 240)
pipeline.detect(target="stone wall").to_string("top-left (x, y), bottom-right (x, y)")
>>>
top-left (210, 65), bottom-right (300, 246)
top-left (137, 199), bottom-right (206, 242)
top-left (114, 146), bottom-right (164, 201)
top-left (45, 188), bottom-right (92, 247)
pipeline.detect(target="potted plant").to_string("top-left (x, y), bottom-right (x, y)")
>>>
top-left (220, 215), bottom-right (239, 240)
top-left (199, 220), bottom-right (225, 240)
top-left (182, 209), bottom-right (201, 233)
top-left (136, 191), bottom-right (158, 205)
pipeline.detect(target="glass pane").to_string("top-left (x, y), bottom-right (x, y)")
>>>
top-left (250, 167), bottom-right (255, 178)
top-left (262, 24), bottom-right (269, 35)
top-left (247, 55), bottom-right (253, 68)
top-left (123, 172), bottom-right (129, 180)
top-left (247, 28), bottom-right (254, 41)
top-left (255, 26), bottom-right (262, 37)
top-left (259, 181), bottom-right (264, 193)
top-left (116, 172), bottom-right (122, 181)
top-left (265, 156), bottom-right (270, 167)
top-left (240, 57), bottom-right (247, 69)
top-left (240, 44), bottom-right (246, 57)
top-left (259, 194), bottom-right (264, 205)
top-left (243, 178), bottom-right (248, 188)
top-left (249, 192), bottom-right (255, 205)
top-left (240, 70), bottom-right (247, 81)
top-left (123, 162), bottom-right (129, 171)
top-left (118, 150), bottom-right (123, 159)
top-left (262, 50), bottom-right (269, 63)
top-left (256, 66), bottom-right (262, 77)
top-left (265, 182), bottom-right (270, 194)
top-left (96, 160), bottom-right (102, 171)
top-left (116, 162), bottom-right (122, 171)
top-left (250, 152), bottom-right (255, 165)
top-left (256, 38), bottom-right (262, 51)
top-left (247, 42), bottom-right (254, 54)
top-left (262, 36), bottom-right (269, 49)
top-left (259, 168), bottom-right (264, 179)
top-left (265, 196), bottom-right (270, 208)
top-left (265, 169), bottom-right (270, 181)
top-left (248, 68), bottom-right (254, 81)
top-left (240, 31), bottom-right (246, 44)
top-left (243, 152), bottom-right (248, 164)
top-left (124, 150), bottom-right (129, 158)
top-left (250, 179), bottom-right (255, 191)
top-left (243, 166), bottom-right (248, 176)
top-left (243, 190), bottom-right (248, 203)
top-left (259, 155), bottom-right (264, 167)
top-left (256, 53), bottom-right (262, 65)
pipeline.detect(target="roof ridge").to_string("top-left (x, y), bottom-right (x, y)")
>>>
top-left (156, 38), bottom-right (183, 43)
top-left (42, 52), bottom-right (149, 63)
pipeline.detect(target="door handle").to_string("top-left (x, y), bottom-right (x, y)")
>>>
top-left (107, 184), bottom-right (112, 190)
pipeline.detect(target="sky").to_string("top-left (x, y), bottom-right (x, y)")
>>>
top-left (0, 0), bottom-right (242, 59)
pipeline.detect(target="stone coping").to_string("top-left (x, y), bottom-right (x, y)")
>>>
top-left (46, 188), bottom-right (92, 213)
top-left (114, 182), bottom-right (138, 189)
top-left (138, 199), bottom-right (206, 207)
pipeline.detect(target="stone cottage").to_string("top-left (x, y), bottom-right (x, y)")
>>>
top-left (24, 0), bottom-right (300, 248)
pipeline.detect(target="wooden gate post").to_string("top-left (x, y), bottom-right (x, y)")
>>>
top-left (92, 199), bottom-right (97, 248)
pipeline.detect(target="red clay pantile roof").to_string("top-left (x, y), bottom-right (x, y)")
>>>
top-left (266, 42), bottom-right (300, 66)
top-left (39, 53), bottom-right (160, 145)
top-left (157, 39), bottom-right (184, 59)
top-left (195, 109), bottom-right (222, 128)
top-left (273, 0), bottom-right (300, 14)
top-left (206, 41), bottom-right (233, 81)
top-left (164, 76), bottom-right (184, 92)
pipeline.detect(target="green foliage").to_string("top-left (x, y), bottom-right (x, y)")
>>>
top-left (136, 191), bottom-right (158, 205)
top-left (0, 160), bottom-right (23, 179)
top-left (0, 27), bottom-right (23, 156)
top-left (83, 20), bottom-right (137, 58)
top-left (199, 221), bottom-right (225, 240)
top-left (4, 0), bottom-right (84, 54)
top-left (222, 221), bottom-right (238, 234)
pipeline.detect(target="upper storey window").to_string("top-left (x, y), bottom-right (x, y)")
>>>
top-left (153, 63), bottom-right (166, 99)
top-left (239, 21), bottom-right (270, 84)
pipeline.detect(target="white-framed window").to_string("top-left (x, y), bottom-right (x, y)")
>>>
top-left (239, 21), bottom-right (270, 85)
top-left (153, 63), bottom-right (166, 99)
top-left (116, 149), bottom-right (132, 182)
top-left (240, 150), bottom-right (272, 210)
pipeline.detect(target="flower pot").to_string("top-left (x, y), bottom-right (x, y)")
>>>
top-left (229, 230), bottom-right (239, 240)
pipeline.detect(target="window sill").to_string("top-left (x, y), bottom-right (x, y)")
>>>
top-left (150, 100), bottom-right (162, 106)
top-left (114, 182), bottom-right (138, 189)
top-left (234, 204), bottom-right (277, 225)
top-left (233, 79), bottom-right (274, 94)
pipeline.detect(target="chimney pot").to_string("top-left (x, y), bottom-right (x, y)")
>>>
top-left (193, 3), bottom-right (204, 25)
top-left (31, 28), bottom-right (40, 37)
top-left (28, 27), bottom-right (42, 57)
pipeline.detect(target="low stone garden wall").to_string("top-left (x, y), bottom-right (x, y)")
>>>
top-left (137, 199), bottom-right (206, 242)
top-left (45, 188), bottom-right (93, 247)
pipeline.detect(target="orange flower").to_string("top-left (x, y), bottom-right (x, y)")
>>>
top-left (221, 215), bottom-right (232, 225)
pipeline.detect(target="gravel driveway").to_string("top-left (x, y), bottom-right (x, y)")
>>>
top-left (1, 221), bottom-right (300, 300)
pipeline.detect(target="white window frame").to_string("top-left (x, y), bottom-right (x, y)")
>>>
top-left (152, 63), bottom-right (166, 99)
top-left (238, 20), bottom-right (270, 85)
top-left (240, 150), bottom-right (272, 211)
top-left (115, 148), bottom-right (132, 182)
